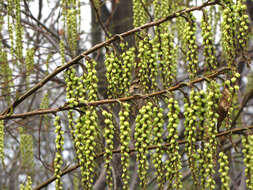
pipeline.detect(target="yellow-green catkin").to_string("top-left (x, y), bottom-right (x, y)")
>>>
top-left (105, 42), bottom-right (134, 97)
top-left (59, 39), bottom-right (65, 65)
top-left (152, 106), bottom-right (165, 189)
top-left (221, 0), bottom-right (237, 69)
top-left (22, 176), bottom-right (32, 190)
top-left (242, 134), bottom-right (253, 189)
top-left (0, 6), bottom-right (3, 49)
top-left (20, 184), bottom-right (25, 190)
top-left (15, 0), bottom-right (23, 64)
top-left (195, 90), bottom-right (208, 188)
top-left (25, 48), bottom-right (35, 89)
top-left (65, 67), bottom-right (82, 105)
top-left (153, 0), bottom-right (169, 34)
top-left (0, 51), bottom-right (12, 104)
top-left (160, 33), bottom-right (177, 88)
top-left (72, 114), bottom-right (87, 188)
top-left (201, 10), bottom-right (217, 71)
top-left (81, 108), bottom-right (99, 189)
top-left (63, 50), bottom-right (79, 151)
top-left (134, 102), bottom-right (153, 189)
top-left (222, 73), bottom-right (240, 129)
top-left (120, 42), bottom-right (135, 96)
top-left (45, 53), bottom-right (52, 74)
top-left (133, 0), bottom-right (148, 28)
top-left (184, 89), bottom-right (200, 186)
top-left (73, 175), bottom-right (79, 190)
top-left (26, 176), bottom-right (32, 190)
top-left (119, 102), bottom-right (131, 190)
top-left (154, 0), bottom-right (169, 20)
top-left (102, 110), bottom-right (115, 189)
top-left (218, 152), bottom-right (230, 190)
top-left (40, 93), bottom-right (50, 129)
top-left (54, 115), bottom-right (64, 190)
top-left (62, 0), bottom-right (79, 56)
top-left (63, 55), bottom-right (80, 149)
top-left (20, 130), bottom-right (34, 174)
top-left (165, 98), bottom-right (183, 189)
top-left (7, 0), bottom-right (15, 59)
top-left (62, 0), bottom-right (76, 96)
top-left (68, 58), bottom-right (98, 189)
top-left (65, 67), bottom-right (79, 143)
top-left (137, 35), bottom-right (158, 92)
top-left (153, 0), bottom-right (177, 88)
top-left (105, 49), bottom-right (124, 97)
top-left (201, 81), bottom-right (221, 189)
top-left (0, 120), bottom-right (4, 165)
top-left (190, 88), bottom-right (219, 189)
top-left (83, 59), bottom-right (98, 101)
top-left (236, 0), bottom-right (249, 61)
top-left (66, 8), bottom-right (78, 56)
top-left (185, 88), bottom-right (218, 189)
top-left (80, 59), bottom-right (99, 188)
top-left (74, 69), bottom-right (87, 104)
top-left (184, 13), bottom-right (199, 79)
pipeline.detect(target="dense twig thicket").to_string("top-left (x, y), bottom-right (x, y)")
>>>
top-left (0, 0), bottom-right (253, 189)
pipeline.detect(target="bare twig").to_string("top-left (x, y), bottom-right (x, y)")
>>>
top-left (0, 67), bottom-right (230, 120)
top-left (89, 0), bottom-right (111, 38)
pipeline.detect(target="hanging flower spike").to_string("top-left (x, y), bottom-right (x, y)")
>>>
top-left (152, 106), bottom-right (166, 189)
top-left (218, 152), bottom-right (230, 190)
top-left (54, 115), bottom-right (64, 190)
top-left (165, 97), bottom-right (183, 189)
top-left (119, 102), bottom-right (131, 190)
top-left (134, 101), bottom-right (153, 188)
top-left (102, 110), bottom-right (115, 189)
top-left (242, 134), bottom-right (253, 189)
top-left (184, 13), bottom-right (199, 79)
top-left (184, 89), bottom-right (200, 187)
top-left (0, 120), bottom-right (4, 166)
top-left (20, 130), bottom-right (34, 175)
top-left (201, 10), bottom-right (217, 71)
top-left (221, 0), bottom-right (237, 69)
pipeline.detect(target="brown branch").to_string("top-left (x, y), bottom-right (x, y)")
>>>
top-left (0, 67), bottom-right (230, 120)
top-left (0, 0), bottom-right (220, 116)
top-left (33, 124), bottom-right (253, 190)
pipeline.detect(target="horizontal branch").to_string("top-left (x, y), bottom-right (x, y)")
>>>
top-left (0, 0), bottom-right (220, 116)
top-left (33, 124), bottom-right (253, 190)
top-left (0, 67), bottom-right (229, 120)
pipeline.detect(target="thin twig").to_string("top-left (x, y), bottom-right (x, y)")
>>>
top-left (0, 67), bottom-right (230, 120)
top-left (89, 0), bottom-right (111, 38)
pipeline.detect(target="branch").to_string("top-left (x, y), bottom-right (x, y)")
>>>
top-left (0, 67), bottom-right (230, 120)
top-left (90, 0), bottom-right (111, 38)
top-left (0, 0), bottom-right (220, 116)
top-left (33, 123), bottom-right (253, 190)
